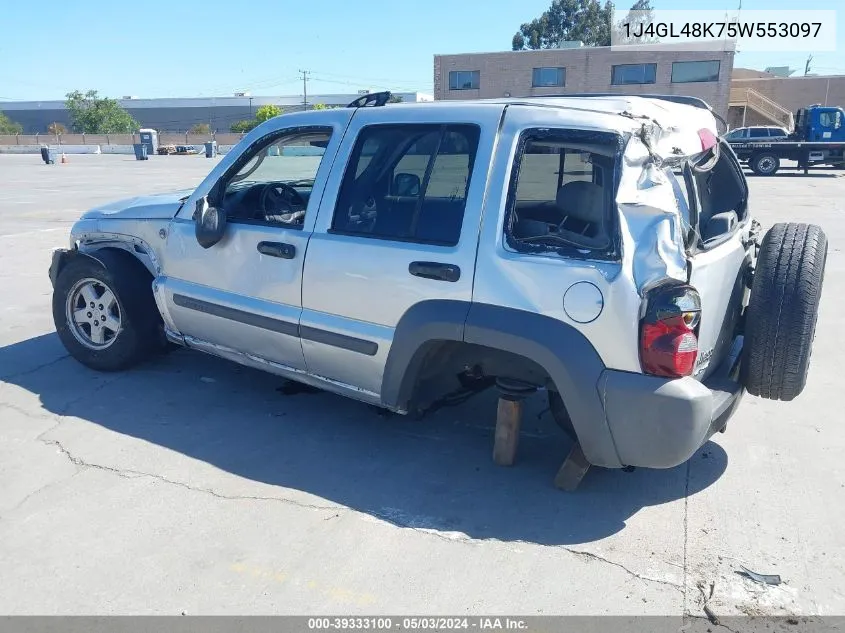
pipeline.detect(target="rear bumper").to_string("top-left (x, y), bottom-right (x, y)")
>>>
top-left (600, 338), bottom-right (744, 469)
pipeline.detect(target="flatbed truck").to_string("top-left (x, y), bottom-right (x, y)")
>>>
top-left (727, 104), bottom-right (845, 176)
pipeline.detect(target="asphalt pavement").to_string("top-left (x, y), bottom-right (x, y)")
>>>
top-left (0, 154), bottom-right (843, 616)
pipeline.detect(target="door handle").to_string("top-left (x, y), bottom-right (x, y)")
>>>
top-left (257, 241), bottom-right (296, 259)
top-left (408, 261), bottom-right (461, 282)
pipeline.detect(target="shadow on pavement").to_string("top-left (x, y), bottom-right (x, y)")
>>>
top-left (1, 333), bottom-right (728, 545)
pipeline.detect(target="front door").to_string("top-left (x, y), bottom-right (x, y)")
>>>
top-left (159, 118), bottom-right (348, 370)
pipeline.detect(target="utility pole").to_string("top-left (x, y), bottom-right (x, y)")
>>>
top-left (299, 70), bottom-right (311, 110)
top-left (805, 54), bottom-right (813, 76)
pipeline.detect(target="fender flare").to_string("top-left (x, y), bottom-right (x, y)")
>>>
top-left (49, 246), bottom-right (153, 288)
top-left (381, 301), bottom-right (623, 468)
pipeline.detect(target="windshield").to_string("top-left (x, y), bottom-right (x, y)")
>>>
top-left (230, 132), bottom-right (328, 185)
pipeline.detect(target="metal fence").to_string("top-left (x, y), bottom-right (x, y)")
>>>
top-left (0, 132), bottom-right (246, 146)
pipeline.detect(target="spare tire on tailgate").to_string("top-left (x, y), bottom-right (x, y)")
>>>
top-left (741, 222), bottom-right (828, 401)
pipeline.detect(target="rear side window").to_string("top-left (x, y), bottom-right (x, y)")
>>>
top-left (504, 129), bottom-right (621, 259)
top-left (749, 128), bottom-right (768, 138)
top-left (331, 124), bottom-right (480, 246)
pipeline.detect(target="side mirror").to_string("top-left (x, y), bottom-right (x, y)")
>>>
top-left (393, 172), bottom-right (421, 197)
top-left (194, 197), bottom-right (227, 249)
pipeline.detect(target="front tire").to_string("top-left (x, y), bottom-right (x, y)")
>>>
top-left (52, 252), bottom-right (164, 371)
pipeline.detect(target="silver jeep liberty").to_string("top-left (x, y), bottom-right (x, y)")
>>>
top-left (49, 93), bottom-right (828, 478)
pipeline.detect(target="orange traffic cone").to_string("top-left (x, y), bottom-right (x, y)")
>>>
top-left (60, 153), bottom-right (68, 164)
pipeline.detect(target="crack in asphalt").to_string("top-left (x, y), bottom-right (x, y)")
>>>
top-left (0, 401), bottom-right (55, 423)
top-left (372, 513), bottom-right (684, 592)
top-left (0, 470), bottom-right (84, 520)
top-left (1, 354), bottom-right (69, 381)
top-left (38, 435), bottom-right (345, 514)
top-left (684, 614), bottom-right (741, 633)
top-left (7, 352), bottom-right (684, 596)
top-left (33, 432), bottom-right (685, 594)
top-left (682, 460), bottom-right (691, 612)
top-left (558, 546), bottom-right (685, 592)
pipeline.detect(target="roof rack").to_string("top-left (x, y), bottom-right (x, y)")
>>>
top-left (525, 92), bottom-right (727, 131)
top-left (535, 93), bottom-right (714, 111)
top-left (346, 91), bottom-right (392, 108)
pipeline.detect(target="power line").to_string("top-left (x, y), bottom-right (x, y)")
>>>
top-left (309, 69), bottom-right (430, 89)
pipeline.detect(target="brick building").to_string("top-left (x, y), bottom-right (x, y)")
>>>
top-left (729, 72), bottom-right (845, 129)
top-left (434, 43), bottom-right (735, 121)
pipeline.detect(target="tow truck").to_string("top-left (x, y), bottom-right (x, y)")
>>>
top-left (727, 104), bottom-right (845, 175)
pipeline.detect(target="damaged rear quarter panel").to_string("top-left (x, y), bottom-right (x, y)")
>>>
top-left (616, 134), bottom-right (689, 295)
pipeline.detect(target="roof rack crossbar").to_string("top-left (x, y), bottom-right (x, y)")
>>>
top-left (346, 91), bottom-right (392, 108)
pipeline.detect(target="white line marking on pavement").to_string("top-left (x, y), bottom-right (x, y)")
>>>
top-left (0, 227), bottom-right (67, 239)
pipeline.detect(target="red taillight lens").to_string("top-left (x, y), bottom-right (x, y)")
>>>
top-left (640, 285), bottom-right (701, 379)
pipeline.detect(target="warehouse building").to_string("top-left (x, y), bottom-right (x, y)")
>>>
top-left (0, 92), bottom-right (433, 134)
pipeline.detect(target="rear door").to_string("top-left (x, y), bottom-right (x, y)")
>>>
top-left (300, 105), bottom-right (504, 399)
top-left (685, 141), bottom-right (751, 378)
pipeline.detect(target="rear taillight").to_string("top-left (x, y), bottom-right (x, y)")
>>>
top-left (640, 284), bottom-right (701, 378)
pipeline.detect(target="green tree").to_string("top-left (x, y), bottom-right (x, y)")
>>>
top-left (614, 0), bottom-right (658, 44)
top-left (255, 104), bottom-right (282, 122)
top-left (312, 103), bottom-right (328, 110)
top-left (387, 94), bottom-right (404, 103)
top-left (65, 90), bottom-right (139, 133)
top-left (512, 0), bottom-right (616, 49)
top-left (0, 111), bottom-right (23, 134)
top-left (231, 119), bottom-right (258, 133)
top-left (47, 122), bottom-right (68, 135)
top-left (189, 123), bottom-right (212, 134)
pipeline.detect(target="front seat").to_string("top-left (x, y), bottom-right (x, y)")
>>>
top-left (556, 181), bottom-right (605, 231)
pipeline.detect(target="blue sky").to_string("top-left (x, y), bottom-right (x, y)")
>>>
top-left (0, 0), bottom-right (842, 101)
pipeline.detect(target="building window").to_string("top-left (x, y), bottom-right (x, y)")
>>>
top-left (532, 67), bottom-right (566, 87)
top-left (449, 70), bottom-right (480, 90)
top-left (611, 63), bottom-right (657, 85)
top-left (671, 60), bottom-right (721, 83)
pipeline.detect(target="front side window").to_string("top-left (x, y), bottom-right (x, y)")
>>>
top-left (220, 127), bottom-right (331, 227)
top-left (671, 60), bottom-right (720, 83)
top-left (331, 124), bottom-right (480, 246)
top-left (449, 70), bottom-right (480, 90)
top-left (532, 67), bottom-right (566, 87)
top-left (505, 129), bottom-right (619, 257)
top-left (724, 129), bottom-right (746, 140)
top-left (611, 63), bottom-right (657, 85)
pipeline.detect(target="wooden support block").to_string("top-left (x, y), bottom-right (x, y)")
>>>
top-left (554, 442), bottom-right (591, 491)
top-left (493, 397), bottom-right (523, 466)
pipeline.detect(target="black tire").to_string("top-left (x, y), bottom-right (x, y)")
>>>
top-left (750, 153), bottom-right (780, 176)
top-left (548, 390), bottom-right (576, 439)
top-left (741, 223), bottom-right (828, 401)
top-left (52, 251), bottom-right (165, 372)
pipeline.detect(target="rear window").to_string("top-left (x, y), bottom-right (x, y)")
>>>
top-left (504, 129), bottom-right (621, 259)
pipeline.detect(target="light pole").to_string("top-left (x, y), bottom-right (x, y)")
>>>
top-left (249, 97), bottom-right (253, 117)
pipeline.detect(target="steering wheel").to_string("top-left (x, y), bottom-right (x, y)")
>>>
top-left (259, 182), bottom-right (306, 224)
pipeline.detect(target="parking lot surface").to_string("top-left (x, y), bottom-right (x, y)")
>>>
top-left (0, 154), bottom-right (843, 616)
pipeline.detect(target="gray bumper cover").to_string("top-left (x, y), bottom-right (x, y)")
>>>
top-left (599, 341), bottom-right (744, 469)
